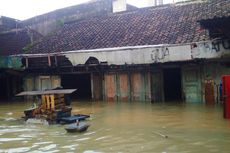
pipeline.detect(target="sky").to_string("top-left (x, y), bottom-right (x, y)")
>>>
top-left (0, 0), bottom-right (173, 20)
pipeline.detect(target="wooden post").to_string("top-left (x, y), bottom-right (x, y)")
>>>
top-left (45, 95), bottom-right (50, 109)
top-left (26, 57), bottom-right (29, 68)
top-left (54, 55), bottom-right (58, 66)
top-left (50, 95), bottom-right (55, 110)
top-left (48, 55), bottom-right (51, 67)
top-left (42, 95), bottom-right (46, 109)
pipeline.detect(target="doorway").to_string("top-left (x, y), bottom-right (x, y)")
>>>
top-left (61, 74), bottom-right (92, 100)
top-left (0, 77), bottom-right (8, 100)
top-left (163, 68), bottom-right (182, 102)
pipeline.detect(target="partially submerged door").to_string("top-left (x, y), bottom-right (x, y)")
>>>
top-left (117, 73), bottom-right (130, 102)
top-left (222, 75), bottom-right (230, 119)
top-left (104, 74), bottom-right (117, 101)
top-left (151, 71), bottom-right (163, 102)
top-left (182, 67), bottom-right (202, 103)
top-left (91, 74), bottom-right (103, 101)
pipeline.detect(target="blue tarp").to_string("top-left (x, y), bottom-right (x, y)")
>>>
top-left (0, 56), bottom-right (22, 69)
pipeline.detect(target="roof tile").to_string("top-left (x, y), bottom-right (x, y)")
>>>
top-left (29, 0), bottom-right (230, 54)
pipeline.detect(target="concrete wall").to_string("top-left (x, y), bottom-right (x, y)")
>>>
top-left (65, 39), bottom-right (230, 66)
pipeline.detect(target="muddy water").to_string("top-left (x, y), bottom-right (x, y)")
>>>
top-left (0, 101), bottom-right (230, 153)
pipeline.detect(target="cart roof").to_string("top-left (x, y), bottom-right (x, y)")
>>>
top-left (16, 89), bottom-right (77, 96)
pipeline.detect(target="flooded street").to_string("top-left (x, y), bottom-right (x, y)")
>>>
top-left (0, 101), bottom-right (230, 153)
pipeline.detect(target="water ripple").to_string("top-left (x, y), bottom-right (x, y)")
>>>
top-left (0, 137), bottom-right (28, 142)
top-left (38, 144), bottom-right (57, 152)
top-left (0, 147), bottom-right (31, 153)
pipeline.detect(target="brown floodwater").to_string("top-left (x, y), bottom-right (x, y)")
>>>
top-left (0, 100), bottom-right (230, 153)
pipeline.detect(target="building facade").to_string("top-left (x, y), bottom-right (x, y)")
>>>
top-left (1, 0), bottom-right (230, 103)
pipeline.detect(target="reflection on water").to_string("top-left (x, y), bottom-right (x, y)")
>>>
top-left (0, 101), bottom-right (230, 153)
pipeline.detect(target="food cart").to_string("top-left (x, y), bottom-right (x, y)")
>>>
top-left (16, 89), bottom-right (77, 124)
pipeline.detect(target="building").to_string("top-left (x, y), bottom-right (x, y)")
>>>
top-left (2, 0), bottom-right (230, 103)
top-left (0, 17), bottom-right (42, 100)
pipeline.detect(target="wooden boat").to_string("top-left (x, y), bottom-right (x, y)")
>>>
top-left (59, 114), bottom-right (90, 124)
top-left (65, 122), bottom-right (90, 133)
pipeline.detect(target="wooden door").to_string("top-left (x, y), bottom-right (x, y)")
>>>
top-left (104, 74), bottom-right (117, 101)
top-left (151, 71), bottom-right (163, 102)
top-left (117, 73), bottom-right (130, 102)
top-left (92, 74), bottom-right (103, 101)
top-left (182, 67), bottom-right (202, 103)
top-left (204, 78), bottom-right (215, 105)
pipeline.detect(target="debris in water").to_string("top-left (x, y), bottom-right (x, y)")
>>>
top-left (6, 112), bottom-right (13, 115)
top-left (152, 131), bottom-right (168, 138)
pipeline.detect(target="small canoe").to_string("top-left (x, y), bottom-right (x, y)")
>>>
top-left (60, 114), bottom-right (90, 124)
top-left (65, 122), bottom-right (90, 133)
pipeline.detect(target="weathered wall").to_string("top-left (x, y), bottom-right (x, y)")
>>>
top-left (202, 62), bottom-right (230, 103)
top-left (24, 75), bottom-right (61, 91)
top-left (65, 39), bottom-right (230, 66)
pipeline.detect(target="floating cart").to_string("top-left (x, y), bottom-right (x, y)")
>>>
top-left (16, 89), bottom-right (82, 124)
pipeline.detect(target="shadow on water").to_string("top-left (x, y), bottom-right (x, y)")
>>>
top-left (0, 100), bottom-right (230, 153)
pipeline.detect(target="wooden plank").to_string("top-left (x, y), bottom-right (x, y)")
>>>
top-left (92, 74), bottom-right (103, 100)
top-left (105, 74), bottom-right (116, 101)
top-left (182, 67), bottom-right (202, 103)
top-left (46, 95), bottom-right (50, 110)
top-left (16, 89), bottom-right (77, 96)
top-left (204, 77), bottom-right (215, 105)
top-left (131, 73), bottom-right (142, 101)
top-left (118, 73), bottom-right (129, 102)
top-left (50, 95), bottom-right (55, 110)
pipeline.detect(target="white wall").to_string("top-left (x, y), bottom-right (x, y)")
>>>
top-left (64, 39), bottom-right (230, 66)
top-left (113, 0), bottom-right (127, 13)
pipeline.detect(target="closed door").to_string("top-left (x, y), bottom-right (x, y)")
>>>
top-left (41, 78), bottom-right (51, 91)
top-left (104, 74), bottom-right (117, 101)
top-left (151, 71), bottom-right (163, 102)
top-left (182, 67), bottom-right (202, 103)
top-left (117, 74), bottom-right (130, 102)
top-left (222, 75), bottom-right (230, 119)
top-left (204, 78), bottom-right (215, 104)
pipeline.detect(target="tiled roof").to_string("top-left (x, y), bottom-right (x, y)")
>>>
top-left (0, 16), bottom-right (21, 33)
top-left (0, 29), bottom-right (42, 56)
top-left (28, 0), bottom-right (230, 54)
